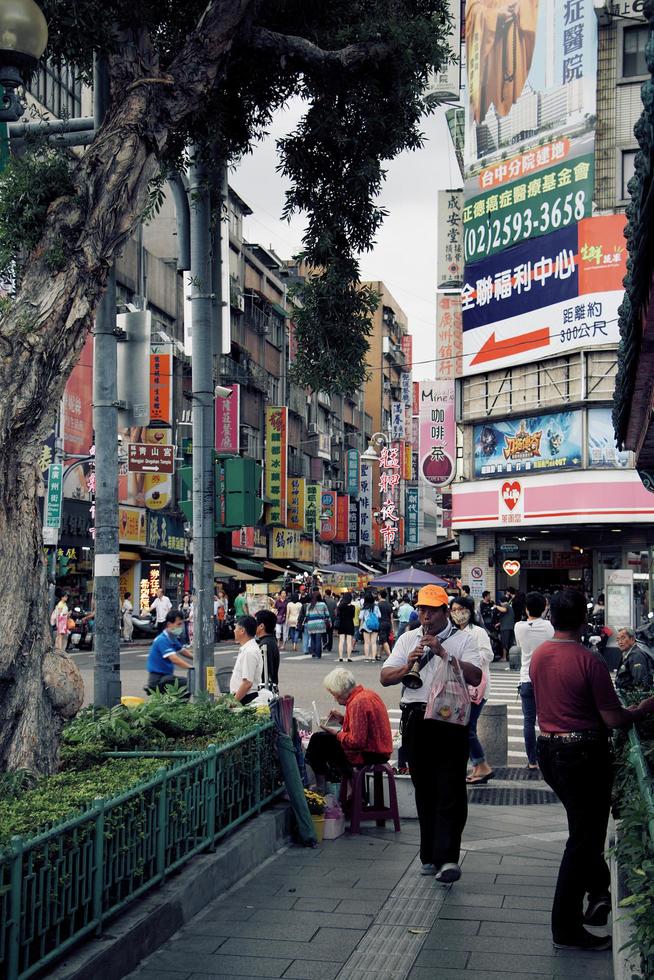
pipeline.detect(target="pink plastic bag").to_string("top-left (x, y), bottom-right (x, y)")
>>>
top-left (467, 670), bottom-right (488, 706)
top-left (425, 655), bottom-right (471, 726)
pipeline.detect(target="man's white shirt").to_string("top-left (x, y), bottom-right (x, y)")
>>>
top-left (384, 624), bottom-right (481, 706)
top-left (230, 638), bottom-right (263, 695)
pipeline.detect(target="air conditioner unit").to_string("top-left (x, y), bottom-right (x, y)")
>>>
top-left (308, 422), bottom-right (319, 435)
top-left (236, 294), bottom-right (245, 312)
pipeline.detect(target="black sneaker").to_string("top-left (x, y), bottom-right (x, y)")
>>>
top-left (553, 930), bottom-right (611, 952)
top-left (435, 863), bottom-right (461, 883)
top-left (583, 894), bottom-right (611, 926)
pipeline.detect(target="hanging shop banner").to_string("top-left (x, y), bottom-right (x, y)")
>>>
top-left (436, 293), bottom-right (462, 379)
top-left (473, 411), bottom-right (583, 479)
top-left (359, 461), bottom-right (373, 548)
top-left (143, 429), bottom-right (173, 511)
top-left (63, 335), bottom-right (94, 459)
top-left (400, 371), bottom-right (412, 407)
top-left (305, 482), bottom-right (321, 533)
top-left (264, 407), bottom-right (288, 527)
top-left (335, 494), bottom-right (351, 544)
top-left (437, 190), bottom-right (464, 288)
top-left (215, 384), bottom-right (240, 454)
top-left (391, 401), bottom-right (405, 440)
top-left (378, 445), bottom-right (401, 548)
top-left (119, 505), bottom-right (147, 546)
top-left (401, 334), bottom-right (413, 371)
top-left (464, 0), bottom-right (598, 174)
top-left (150, 343), bottom-right (173, 427)
top-left (587, 407), bottom-right (634, 470)
top-left (427, 0), bottom-right (461, 101)
top-left (418, 381), bottom-right (457, 488)
top-left (403, 442), bottom-right (413, 481)
top-left (271, 529), bottom-right (302, 560)
top-left (346, 450), bottom-right (360, 497)
top-left (320, 490), bottom-right (337, 542)
top-left (146, 512), bottom-right (186, 554)
top-left (463, 133), bottom-right (595, 264)
top-left (348, 496), bottom-right (359, 545)
top-left (462, 215), bottom-right (627, 376)
top-left (232, 526), bottom-right (255, 551)
top-left (287, 477), bottom-right (306, 531)
top-left (405, 486), bottom-right (419, 548)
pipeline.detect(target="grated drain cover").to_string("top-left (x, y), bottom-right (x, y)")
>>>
top-left (491, 766), bottom-right (545, 782)
top-left (468, 786), bottom-right (558, 805)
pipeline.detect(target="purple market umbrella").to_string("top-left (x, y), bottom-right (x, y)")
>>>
top-left (368, 566), bottom-right (448, 588)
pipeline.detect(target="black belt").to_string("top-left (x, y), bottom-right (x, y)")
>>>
top-left (400, 702), bottom-right (427, 714)
top-left (538, 730), bottom-right (606, 744)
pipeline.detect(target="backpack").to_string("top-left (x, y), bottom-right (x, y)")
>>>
top-left (365, 608), bottom-right (380, 631)
top-left (616, 643), bottom-right (654, 691)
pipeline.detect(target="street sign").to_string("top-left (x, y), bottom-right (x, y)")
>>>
top-left (128, 443), bottom-right (175, 474)
top-left (45, 463), bottom-right (63, 529)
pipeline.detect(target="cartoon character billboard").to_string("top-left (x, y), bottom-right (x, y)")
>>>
top-left (473, 411), bottom-right (582, 478)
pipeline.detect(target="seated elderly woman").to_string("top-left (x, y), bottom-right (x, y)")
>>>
top-left (305, 667), bottom-right (393, 791)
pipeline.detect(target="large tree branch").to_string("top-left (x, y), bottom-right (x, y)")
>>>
top-left (248, 27), bottom-right (392, 70)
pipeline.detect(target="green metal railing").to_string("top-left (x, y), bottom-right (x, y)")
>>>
top-left (0, 723), bottom-right (283, 980)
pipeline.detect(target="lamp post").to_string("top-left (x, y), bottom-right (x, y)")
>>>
top-left (0, 0), bottom-right (48, 121)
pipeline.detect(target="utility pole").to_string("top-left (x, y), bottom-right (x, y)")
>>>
top-left (189, 152), bottom-right (215, 694)
top-left (92, 57), bottom-right (121, 707)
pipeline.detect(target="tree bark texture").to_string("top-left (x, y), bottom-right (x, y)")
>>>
top-left (0, 0), bottom-right (255, 772)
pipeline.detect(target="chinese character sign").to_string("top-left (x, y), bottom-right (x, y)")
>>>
top-left (418, 381), bottom-right (456, 488)
top-left (401, 334), bottom-right (413, 371)
top-left (359, 462), bottom-right (373, 548)
top-left (437, 190), bottom-right (464, 288)
top-left (150, 343), bottom-right (173, 426)
top-left (215, 383), bottom-right (240, 454)
top-left (378, 445), bottom-right (401, 549)
top-left (346, 450), bottom-right (359, 497)
top-left (401, 371), bottom-right (412, 407)
top-left (264, 407), bottom-right (288, 526)
top-left (405, 487), bottom-right (419, 547)
top-left (320, 490), bottom-right (337, 542)
top-left (287, 477), bottom-right (306, 530)
top-left (348, 496), bottom-right (359, 545)
top-left (391, 401), bottom-right (405, 440)
top-left (305, 482), bottom-right (322, 532)
top-left (45, 463), bottom-right (63, 529)
top-left (335, 494), bottom-right (350, 543)
top-left (436, 293), bottom-right (463, 379)
top-left (271, 529), bottom-right (302, 560)
top-left (426, 0), bottom-right (461, 100)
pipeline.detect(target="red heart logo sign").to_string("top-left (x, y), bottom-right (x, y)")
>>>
top-left (501, 481), bottom-right (521, 511)
top-left (503, 560), bottom-right (521, 577)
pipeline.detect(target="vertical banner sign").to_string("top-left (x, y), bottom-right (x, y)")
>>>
top-left (401, 334), bottom-right (413, 371)
top-left (403, 442), bottom-right (413, 481)
top-left (215, 383), bottom-right (240, 453)
top-left (378, 445), bottom-right (401, 549)
top-left (150, 343), bottom-right (173, 426)
top-left (436, 293), bottom-right (463, 378)
top-left (418, 381), bottom-right (457, 488)
top-left (437, 190), bottom-right (464, 288)
top-left (359, 462), bottom-right (373, 548)
top-left (391, 401), bottom-right (405, 440)
top-left (45, 463), bottom-right (63, 528)
top-left (412, 382), bottom-right (420, 417)
top-left (405, 487), bottom-right (419, 547)
top-left (335, 494), bottom-right (350, 543)
top-left (287, 477), bottom-right (306, 531)
top-left (320, 490), bottom-right (337, 542)
top-left (346, 449), bottom-right (360, 497)
top-left (426, 0), bottom-right (461, 101)
top-left (305, 482), bottom-right (321, 532)
top-left (401, 371), bottom-right (412, 407)
top-left (265, 407), bottom-right (288, 526)
top-left (348, 496), bottom-right (359, 546)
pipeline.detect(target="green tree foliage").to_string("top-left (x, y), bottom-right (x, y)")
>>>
top-left (19, 0), bottom-right (451, 392)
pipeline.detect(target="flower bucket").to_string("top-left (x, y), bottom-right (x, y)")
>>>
top-left (311, 814), bottom-right (325, 842)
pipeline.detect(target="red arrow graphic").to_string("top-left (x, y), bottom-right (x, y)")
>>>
top-left (470, 327), bottom-right (550, 366)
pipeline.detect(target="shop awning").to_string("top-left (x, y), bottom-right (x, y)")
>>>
top-left (271, 302), bottom-right (289, 319)
top-left (264, 560), bottom-right (289, 574)
top-left (393, 539), bottom-right (458, 563)
top-left (213, 561), bottom-right (259, 582)
top-left (229, 557), bottom-right (265, 575)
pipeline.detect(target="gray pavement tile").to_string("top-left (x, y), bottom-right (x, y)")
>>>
top-left (552, 959), bottom-right (613, 979)
top-left (495, 875), bottom-right (560, 888)
top-left (438, 905), bottom-right (550, 924)
top-left (146, 954), bottom-right (292, 977)
top-left (503, 895), bottom-right (553, 911)
top-left (407, 970), bottom-right (552, 980)
top-left (197, 905), bottom-right (259, 921)
top-left (293, 897), bottom-right (341, 912)
top-left (351, 876), bottom-right (404, 890)
top-left (496, 883), bottom-right (556, 898)
top-left (413, 948), bottom-right (470, 970)
top-left (424, 920), bottom-right (482, 938)
top-left (282, 961), bottom-right (341, 980)
top-left (214, 937), bottom-right (361, 963)
top-left (161, 938), bottom-right (227, 955)
top-left (458, 853), bottom-right (502, 867)
top-left (443, 890), bottom-right (505, 908)
top-left (273, 882), bottom-right (391, 901)
top-left (449, 872), bottom-right (497, 886)
top-left (183, 920), bottom-right (317, 942)
top-left (479, 921), bottom-right (553, 940)
top-left (136, 973), bottom-right (190, 980)
top-left (468, 951), bottom-right (557, 974)
top-left (421, 933), bottom-right (555, 956)
top-left (245, 909), bottom-right (374, 931)
top-left (334, 897), bottom-right (387, 915)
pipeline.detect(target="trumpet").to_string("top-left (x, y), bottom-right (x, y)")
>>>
top-left (402, 633), bottom-right (433, 690)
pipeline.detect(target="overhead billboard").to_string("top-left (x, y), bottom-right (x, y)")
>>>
top-left (473, 411), bottom-right (582, 479)
top-left (464, 0), bottom-right (598, 173)
top-left (587, 407), bottom-right (633, 470)
top-left (462, 214), bottom-right (627, 375)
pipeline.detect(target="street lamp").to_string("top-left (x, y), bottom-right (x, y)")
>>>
top-left (0, 0), bottom-right (48, 121)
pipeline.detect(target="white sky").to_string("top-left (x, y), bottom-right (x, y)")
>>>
top-left (231, 100), bottom-right (461, 382)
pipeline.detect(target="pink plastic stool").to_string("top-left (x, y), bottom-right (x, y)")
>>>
top-left (339, 762), bottom-right (401, 834)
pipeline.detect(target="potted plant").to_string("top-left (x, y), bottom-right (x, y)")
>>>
top-left (304, 788), bottom-right (327, 841)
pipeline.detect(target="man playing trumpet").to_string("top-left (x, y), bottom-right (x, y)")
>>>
top-left (381, 585), bottom-right (482, 883)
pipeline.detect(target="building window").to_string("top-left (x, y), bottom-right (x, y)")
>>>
top-left (621, 149), bottom-right (638, 201)
top-left (622, 25), bottom-right (649, 79)
top-left (30, 59), bottom-right (82, 118)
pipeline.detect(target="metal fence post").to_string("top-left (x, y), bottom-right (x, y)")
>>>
top-left (92, 797), bottom-right (105, 934)
top-left (156, 768), bottom-right (168, 880)
top-left (7, 836), bottom-right (23, 980)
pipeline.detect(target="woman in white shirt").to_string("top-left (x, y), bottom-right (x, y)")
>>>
top-left (450, 596), bottom-right (495, 784)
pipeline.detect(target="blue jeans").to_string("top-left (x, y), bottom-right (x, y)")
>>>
top-left (309, 633), bottom-right (323, 657)
top-left (303, 627), bottom-right (311, 653)
top-left (468, 698), bottom-right (487, 765)
top-left (520, 682), bottom-right (537, 766)
top-left (396, 622), bottom-right (410, 639)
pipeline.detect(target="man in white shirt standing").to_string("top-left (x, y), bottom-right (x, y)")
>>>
top-left (514, 591), bottom-right (554, 771)
top-left (381, 585), bottom-right (482, 884)
top-left (230, 615), bottom-right (263, 704)
top-left (150, 589), bottom-right (172, 634)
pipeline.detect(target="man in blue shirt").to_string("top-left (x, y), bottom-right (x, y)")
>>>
top-left (146, 609), bottom-right (193, 693)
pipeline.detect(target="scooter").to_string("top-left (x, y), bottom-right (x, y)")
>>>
top-left (68, 606), bottom-right (94, 650)
top-left (131, 612), bottom-right (159, 641)
top-left (582, 601), bottom-right (612, 660)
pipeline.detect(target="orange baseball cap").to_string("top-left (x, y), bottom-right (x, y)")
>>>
top-left (416, 585), bottom-right (450, 608)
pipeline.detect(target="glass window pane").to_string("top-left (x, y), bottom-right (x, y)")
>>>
top-left (623, 26), bottom-right (649, 77)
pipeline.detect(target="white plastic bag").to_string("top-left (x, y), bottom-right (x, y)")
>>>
top-left (425, 655), bottom-right (471, 726)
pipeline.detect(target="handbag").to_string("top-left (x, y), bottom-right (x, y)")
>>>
top-left (425, 654), bottom-right (471, 726)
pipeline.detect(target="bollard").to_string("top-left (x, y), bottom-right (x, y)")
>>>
top-left (477, 702), bottom-right (508, 767)
top-left (508, 644), bottom-right (521, 671)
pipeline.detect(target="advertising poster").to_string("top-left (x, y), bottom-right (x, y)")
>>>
top-left (150, 343), bottom-right (173, 426)
top-left (305, 482), bottom-right (321, 533)
top-left (473, 410), bottom-right (582, 478)
top-left (462, 214), bottom-right (626, 375)
top-left (119, 505), bottom-right (147, 546)
top-left (426, 0), bottom-right (461, 101)
top-left (62, 336), bottom-right (94, 500)
top-left (418, 381), bottom-right (457, 487)
top-left (359, 461), bottom-right (373, 548)
top-left (287, 477), bottom-right (306, 531)
top-left (587, 407), bottom-right (633, 470)
top-left (437, 190), bottom-right (464, 288)
top-left (436, 293), bottom-right (463, 379)
top-left (320, 490), bottom-right (337, 542)
top-left (264, 407), bottom-right (288, 527)
top-left (405, 487), bottom-right (420, 547)
top-left (335, 494), bottom-right (350, 544)
top-left (464, 0), bottom-right (598, 173)
top-left (346, 450), bottom-right (359, 497)
top-left (215, 384), bottom-right (240, 454)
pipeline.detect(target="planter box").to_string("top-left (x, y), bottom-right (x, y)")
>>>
top-left (323, 814), bottom-right (345, 839)
top-left (610, 822), bottom-right (644, 980)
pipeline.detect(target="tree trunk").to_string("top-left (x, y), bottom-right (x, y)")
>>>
top-left (0, 0), bottom-right (254, 772)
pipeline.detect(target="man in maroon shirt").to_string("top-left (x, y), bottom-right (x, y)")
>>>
top-left (530, 589), bottom-right (654, 952)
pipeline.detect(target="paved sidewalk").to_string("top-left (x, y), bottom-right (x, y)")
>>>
top-left (129, 802), bottom-right (614, 980)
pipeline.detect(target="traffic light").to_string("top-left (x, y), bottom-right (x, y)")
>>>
top-left (179, 465), bottom-right (193, 523)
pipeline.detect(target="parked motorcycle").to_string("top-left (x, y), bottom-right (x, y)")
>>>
top-left (582, 601), bottom-right (612, 661)
top-left (68, 606), bottom-right (94, 650)
top-left (131, 613), bottom-right (159, 641)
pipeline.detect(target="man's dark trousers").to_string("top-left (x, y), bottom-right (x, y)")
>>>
top-left (403, 710), bottom-right (469, 867)
top-left (537, 736), bottom-right (612, 942)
